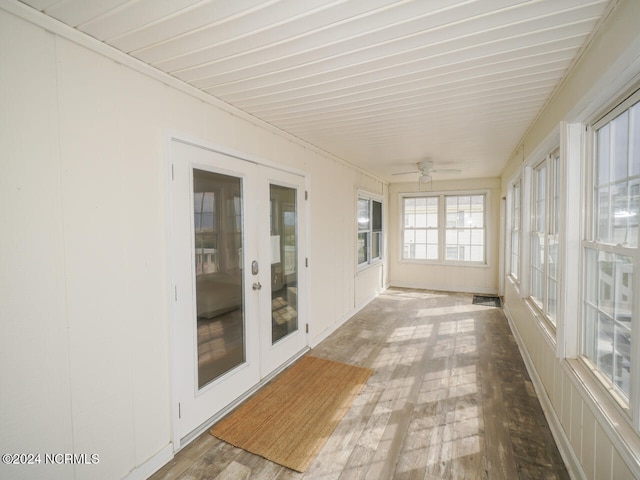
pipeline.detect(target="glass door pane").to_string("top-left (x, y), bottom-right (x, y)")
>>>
top-left (194, 169), bottom-right (245, 388)
top-left (270, 184), bottom-right (298, 343)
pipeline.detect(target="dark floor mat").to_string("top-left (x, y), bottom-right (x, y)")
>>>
top-left (472, 295), bottom-right (502, 307)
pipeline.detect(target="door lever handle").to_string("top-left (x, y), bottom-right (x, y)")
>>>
top-left (252, 282), bottom-right (262, 291)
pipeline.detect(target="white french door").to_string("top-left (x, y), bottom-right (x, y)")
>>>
top-left (170, 139), bottom-right (307, 443)
top-left (257, 166), bottom-right (308, 376)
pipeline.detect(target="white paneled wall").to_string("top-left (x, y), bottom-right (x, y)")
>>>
top-left (0, 13), bottom-right (75, 480)
top-left (0, 7), bottom-right (386, 480)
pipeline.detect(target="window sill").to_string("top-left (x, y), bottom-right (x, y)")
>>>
top-left (357, 259), bottom-right (383, 275)
top-left (522, 297), bottom-right (557, 349)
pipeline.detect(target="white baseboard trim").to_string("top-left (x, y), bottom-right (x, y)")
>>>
top-left (388, 281), bottom-right (497, 295)
top-left (122, 444), bottom-right (174, 480)
top-left (503, 304), bottom-right (585, 480)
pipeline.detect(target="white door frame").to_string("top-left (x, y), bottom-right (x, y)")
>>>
top-left (165, 133), bottom-right (310, 450)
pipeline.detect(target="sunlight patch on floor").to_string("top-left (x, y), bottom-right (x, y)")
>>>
top-left (439, 318), bottom-right (476, 335)
top-left (387, 324), bottom-right (434, 342)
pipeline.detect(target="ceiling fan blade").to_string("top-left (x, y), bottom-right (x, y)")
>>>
top-left (431, 168), bottom-right (462, 174)
top-left (392, 170), bottom-right (419, 175)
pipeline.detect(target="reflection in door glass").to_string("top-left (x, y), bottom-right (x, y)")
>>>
top-left (270, 185), bottom-right (298, 343)
top-left (193, 169), bottom-right (244, 389)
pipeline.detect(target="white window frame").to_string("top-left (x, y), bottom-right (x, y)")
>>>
top-left (580, 90), bottom-right (640, 413)
top-left (509, 179), bottom-right (521, 282)
top-left (357, 191), bottom-right (383, 269)
top-left (400, 190), bottom-right (488, 266)
top-left (529, 150), bottom-right (561, 327)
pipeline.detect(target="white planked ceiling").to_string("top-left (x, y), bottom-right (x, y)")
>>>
top-left (19, 0), bottom-right (614, 181)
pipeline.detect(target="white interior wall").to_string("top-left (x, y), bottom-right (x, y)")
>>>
top-left (500, 1), bottom-right (640, 478)
top-left (387, 177), bottom-right (501, 294)
top-left (0, 7), bottom-right (386, 480)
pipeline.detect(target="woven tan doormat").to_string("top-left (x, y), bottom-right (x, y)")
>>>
top-left (209, 355), bottom-right (372, 472)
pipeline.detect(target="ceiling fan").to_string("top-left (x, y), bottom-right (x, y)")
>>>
top-left (392, 160), bottom-right (462, 183)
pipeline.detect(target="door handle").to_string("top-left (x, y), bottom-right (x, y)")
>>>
top-left (252, 282), bottom-right (262, 291)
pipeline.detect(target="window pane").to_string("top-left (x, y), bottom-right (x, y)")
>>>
top-left (403, 197), bottom-right (438, 260)
top-left (404, 230), bottom-right (415, 245)
top-left (596, 312), bottom-right (615, 385)
top-left (584, 302), bottom-right (597, 361)
top-left (270, 184), bottom-right (298, 344)
top-left (193, 169), bottom-right (244, 388)
top-left (372, 231), bottom-right (381, 259)
top-left (458, 229), bottom-right (471, 245)
top-left (597, 123), bottom-right (610, 185)
top-left (358, 199), bottom-right (370, 231)
top-left (427, 197), bottom-right (438, 224)
top-left (631, 103), bottom-right (640, 176)
top-left (596, 186), bottom-right (611, 242)
top-left (470, 212), bottom-right (483, 227)
top-left (630, 180), bottom-right (640, 248)
top-left (550, 155), bottom-right (560, 235)
top-left (358, 232), bottom-right (369, 264)
top-left (530, 234), bottom-right (544, 305)
top-left (614, 323), bottom-right (631, 397)
top-left (535, 166), bottom-right (546, 233)
top-left (446, 212), bottom-right (457, 228)
top-left (511, 182), bottom-right (520, 278)
top-left (372, 201), bottom-right (382, 232)
top-left (445, 194), bottom-right (485, 263)
top-left (547, 237), bottom-right (558, 323)
top-left (583, 248), bottom-right (633, 400)
top-left (612, 111), bottom-right (629, 182)
top-left (446, 246), bottom-right (458, 260)
top-left (470, 246), bottom-right (483, 262)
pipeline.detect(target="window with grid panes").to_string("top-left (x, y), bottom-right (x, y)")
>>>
top-left (402, 193), bottom-right (486, 263)
top-left (529, 152), bottom-right (560, 326)
top-left (510, 181), bottom-right (521, 279)
top-left (582, 94), bottom-right (640, 403)
top-left (402, 196), bottom-right (438, 260)
top-left (445, 195), bottom-right (485, 262)
top-left (358, 195), bottom-right (383, 267)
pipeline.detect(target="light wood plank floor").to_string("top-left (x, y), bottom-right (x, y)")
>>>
top-left (151, 288), bottom-right (569, 480)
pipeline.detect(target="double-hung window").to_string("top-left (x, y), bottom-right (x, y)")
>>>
top-left (445, 195), bottom-right (485, 262)
top-left (530, 151), bottom-right (560, 325)
top-left (358, 194), bottom-right (383, 267)
top-left (582, 94), bottom-right (640, 403)
top-left (403, 196), bottom-right (438, 260)
top-left (402, 192), bottom-right (486, 264)
top-left (510, 181), bottom-right (521, 279)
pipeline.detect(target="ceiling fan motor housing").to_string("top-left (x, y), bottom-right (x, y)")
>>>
top-left (418, 160), bottom-right (433, 171)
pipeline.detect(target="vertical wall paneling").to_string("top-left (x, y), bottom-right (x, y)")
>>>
top-left (0, 12), bottom-right (74, 480)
